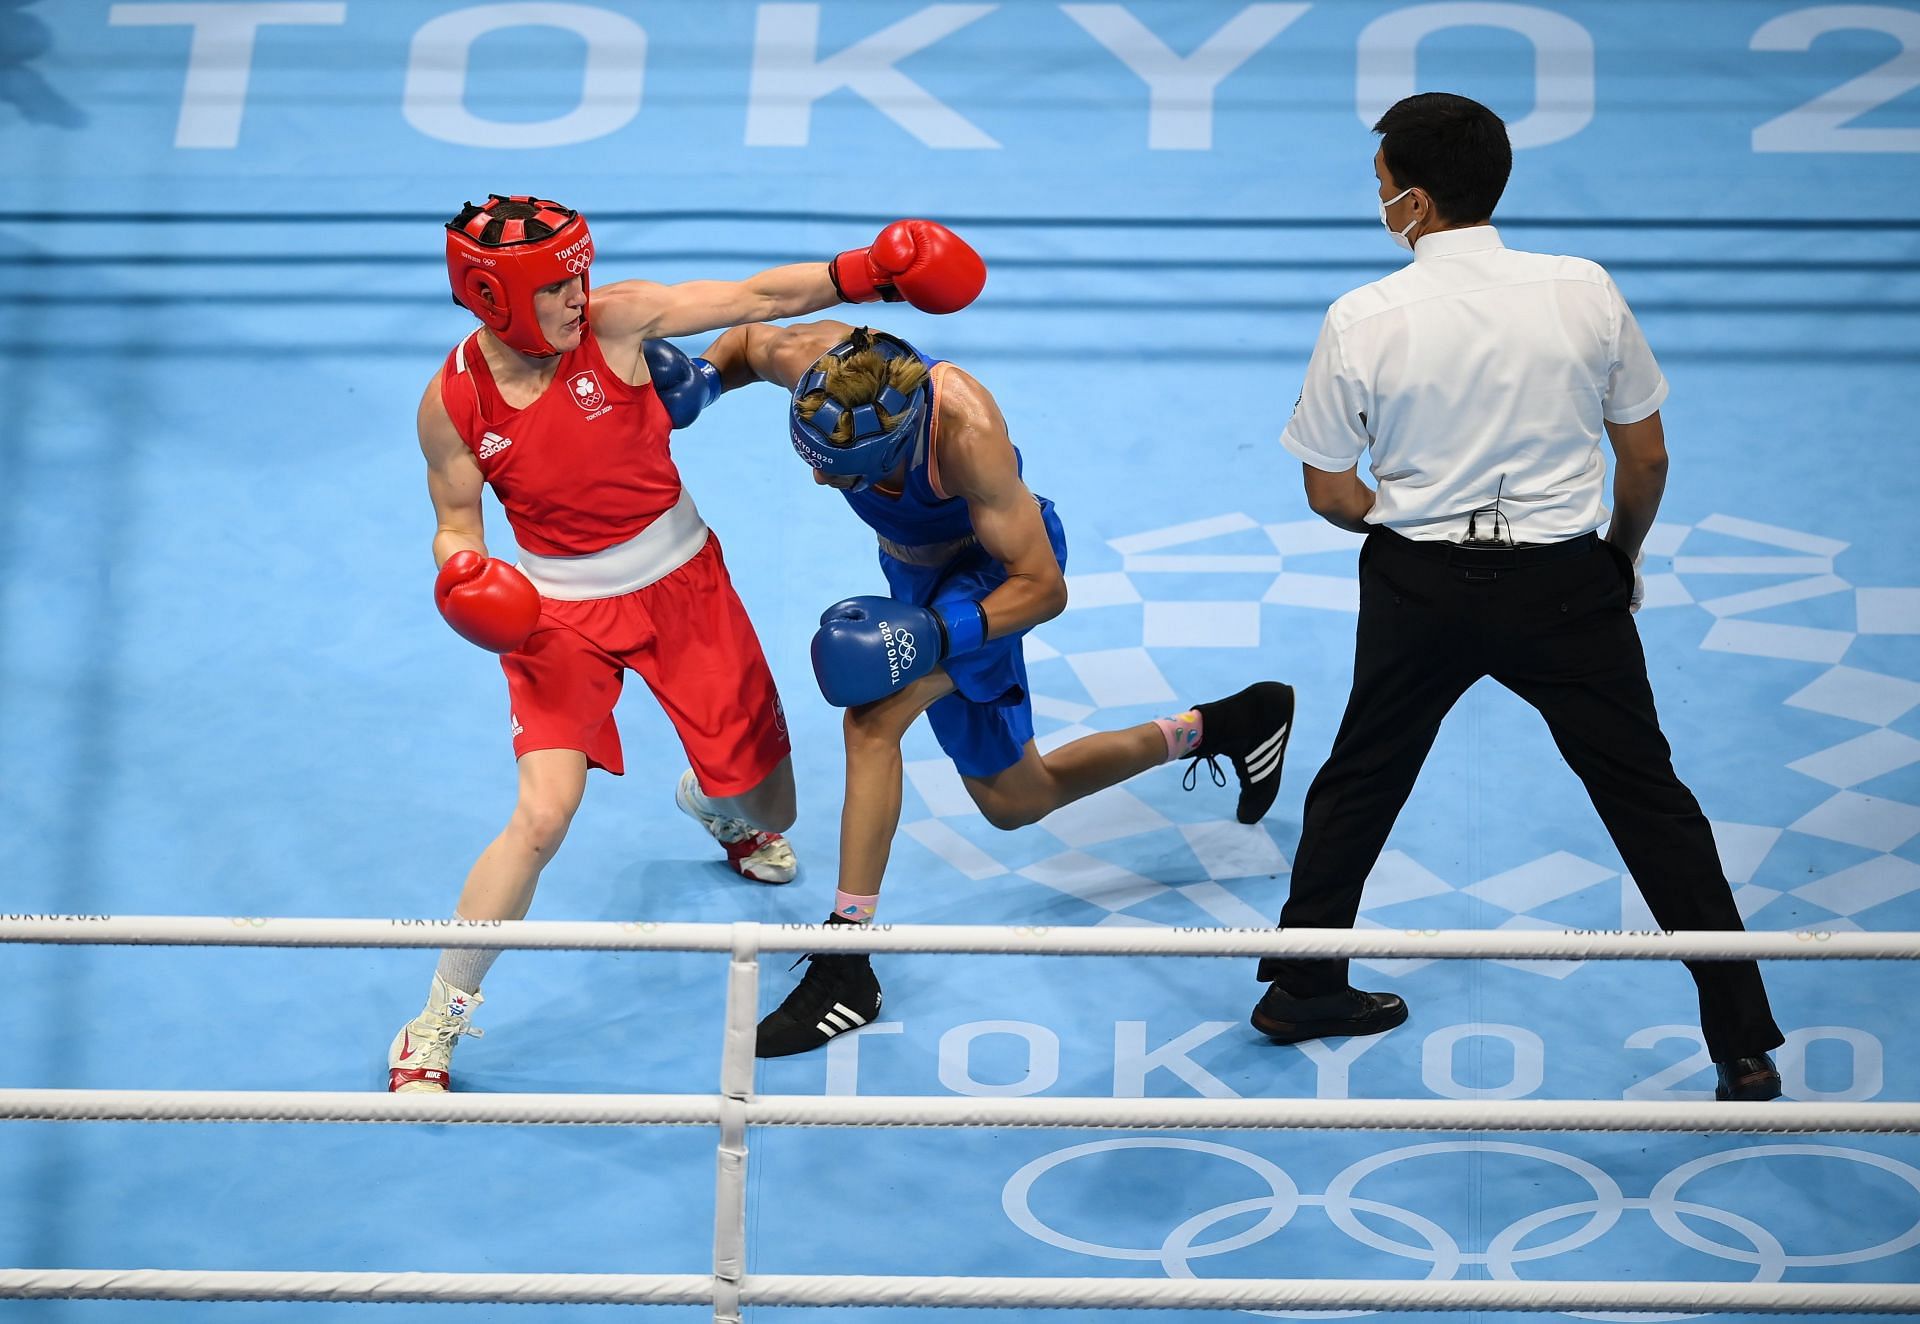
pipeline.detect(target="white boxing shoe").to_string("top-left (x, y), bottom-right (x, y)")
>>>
top-left (675, 769), bottom-right (797, 884)
top-left (387, 973), bottom-right (484, 1093)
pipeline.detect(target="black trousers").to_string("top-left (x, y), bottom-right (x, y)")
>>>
top-left (1260, 528), bottom-right (1784, 1061)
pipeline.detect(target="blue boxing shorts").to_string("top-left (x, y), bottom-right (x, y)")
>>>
top-left (877, 497), bottom-right (1069, 779)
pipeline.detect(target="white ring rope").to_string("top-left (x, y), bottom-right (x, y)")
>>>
top-left (0, 915), bottom-right (1913, 959)
top-left (9, 915), bottom-right (1916, 1316)
top-left (0, 1270), bottom-right (1914, 1312)
top-left (2, 1089), bottom-right (1916, 1133)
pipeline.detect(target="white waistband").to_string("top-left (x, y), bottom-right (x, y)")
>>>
top-left (516, 489), bottom-right (709, 600)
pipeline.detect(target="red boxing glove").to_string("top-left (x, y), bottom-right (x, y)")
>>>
top-left (830, 219), bottom-right (985, 314)
top-left (433, 551), bottom-right (540, 654)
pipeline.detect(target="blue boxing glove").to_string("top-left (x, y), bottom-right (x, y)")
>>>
top-left (811, 595), bottom-right (988, 707)
top-left (642, 339), bottom-right (723, 429)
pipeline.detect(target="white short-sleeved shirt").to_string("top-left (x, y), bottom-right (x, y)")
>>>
top-left (1280, 226), bottom-right (1667, 543)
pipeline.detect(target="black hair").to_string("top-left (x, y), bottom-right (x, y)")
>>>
top-left (445, 195), bottom-right (574, 247)
top-left (1372, 93), bottom-right (1512, 224)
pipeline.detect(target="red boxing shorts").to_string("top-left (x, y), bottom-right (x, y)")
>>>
top-left (500, 535), bottom-right (790, 795)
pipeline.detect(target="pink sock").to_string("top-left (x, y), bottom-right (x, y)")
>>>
top-left (1153, 710), bottom-right (1203, 762)
top-left (832, 889), bottom-right (878, 923)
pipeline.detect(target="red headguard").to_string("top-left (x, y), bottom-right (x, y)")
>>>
top-left (444, 195), bottom-right (594, 357)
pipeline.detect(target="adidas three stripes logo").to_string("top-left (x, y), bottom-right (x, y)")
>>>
top-left (1245, 723), bottom-right (1290, 783)
top-left (815, 1002), bottom-right (871, 1036)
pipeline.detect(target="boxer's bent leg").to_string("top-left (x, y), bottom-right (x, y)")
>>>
top-left (391, 755), bottom-right (587, 1094)
top-left (717, 755), bottom-right (797, 835)
top-left (840, 669), bottom-right (957, 899)
top-left (631, 538), bottom-right (799, 879)
top-left (938, 636), bottom-right (1270, 832)
top-left (634, 538), bottom-right (792, 804)
top-left (963, 727), bottom-right (1164, 831)
top-left (465, 615), bottom-right (625, 927)
top-left (757, 670), bottom-right (951, 1059)
top-left (456, 748), bottom-right (590, 923)
top-left (387, 622), bottom-right (617, 1094)
top-left (432, 747), bottom-right (589, 1003)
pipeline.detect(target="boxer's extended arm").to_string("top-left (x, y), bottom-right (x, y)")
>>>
top-left (419, 374), bottom-right (488, 566)
top-left (599, 263), bottom-right (840, 345)
top-left (936, 369), bottom-right (1068, 638)
top-left (701, 320), bottom-right (854, 393)
top-left (598, 221), bottom-right (983, 365)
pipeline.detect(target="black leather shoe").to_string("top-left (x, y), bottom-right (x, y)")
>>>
top-left (1251, 984), bottom-right (1408, 1044)
top-left (1714, 1054), bottom-right (1782, 1102)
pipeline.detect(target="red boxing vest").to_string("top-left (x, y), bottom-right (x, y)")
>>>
top-left (440, 330), bottom-right (681, 557)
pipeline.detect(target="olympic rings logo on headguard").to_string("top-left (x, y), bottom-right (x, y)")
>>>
top-left (1002, 1138), bottom-right (1920, 1319)
top-left (564, 254), bottom-right (592, 274)
top-left (791, 437), bottom-right (835, 471)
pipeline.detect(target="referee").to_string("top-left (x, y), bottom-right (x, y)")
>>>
top-left (1254, 93), bottom-right (1784, 1102)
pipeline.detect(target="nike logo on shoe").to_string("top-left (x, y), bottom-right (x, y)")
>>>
top-left (397, 1032), bottom-right (417, 1062)
top-left (388, 1067), bottom-right (450, 1093)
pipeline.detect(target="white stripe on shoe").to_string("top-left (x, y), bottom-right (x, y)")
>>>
top-left (815, 1003), bottom-right (870, 1036)
top-left (1246, 724), bottom-right (1290, 782)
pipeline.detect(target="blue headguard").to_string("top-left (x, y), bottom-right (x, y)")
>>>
top-left (788, 328), bottom-right (930, 491)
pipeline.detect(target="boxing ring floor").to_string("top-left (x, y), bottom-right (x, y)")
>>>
top-left (4, 2), bottom-right (1920, 1319)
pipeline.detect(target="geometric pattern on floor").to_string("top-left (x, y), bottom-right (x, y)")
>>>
top-left (897, 511), bottom-right (1920, 977)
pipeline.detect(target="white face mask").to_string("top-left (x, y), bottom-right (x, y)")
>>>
top-left (1378, 186), bottom-right (1418, 250)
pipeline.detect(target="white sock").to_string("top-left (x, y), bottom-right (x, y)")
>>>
top-left (434, 915), bottom-right (500, 996)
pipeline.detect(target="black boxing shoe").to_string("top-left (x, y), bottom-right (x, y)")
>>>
top-left (1185, 682), bottom-right (1295, 824)
top-left (1251, 983), bottom-right (1408, 1045)
top-left (1714, 1054), bottom-right (1782, 1102)
top-left (756, 945), bottom-right (883, 1059)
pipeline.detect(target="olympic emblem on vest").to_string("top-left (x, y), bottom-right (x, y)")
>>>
top-left (568, 370), bottom-right (605, 412)
top-left (1002, 1137), bottom-right (1920, 1312)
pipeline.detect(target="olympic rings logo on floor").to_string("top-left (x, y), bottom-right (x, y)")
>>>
top-left (1002, 1138), bottom-right (1920, 1320)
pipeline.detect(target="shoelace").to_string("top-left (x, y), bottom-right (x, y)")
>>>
top-left (1181, 753), bottom-right (1229, 793)
top-left (687, 790), bottom-right (791, 857)
top-left (787, 950), bottom-right (850, 975)
top-left (421, 1014), bottom-right (484, 1047)
top-left (398, 1015), bottom-right (482, 1073)
top-left (744, 829), bottom-right (791, 855)
top-left (681, 782), bottom-right (753, 844)
top-left (708, 814), bottom-right (755, 844)
top-left (711, 816), bottom-right (792, 858)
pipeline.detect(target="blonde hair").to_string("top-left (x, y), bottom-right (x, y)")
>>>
top-left (795, 336), bottom-right (930, 446)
